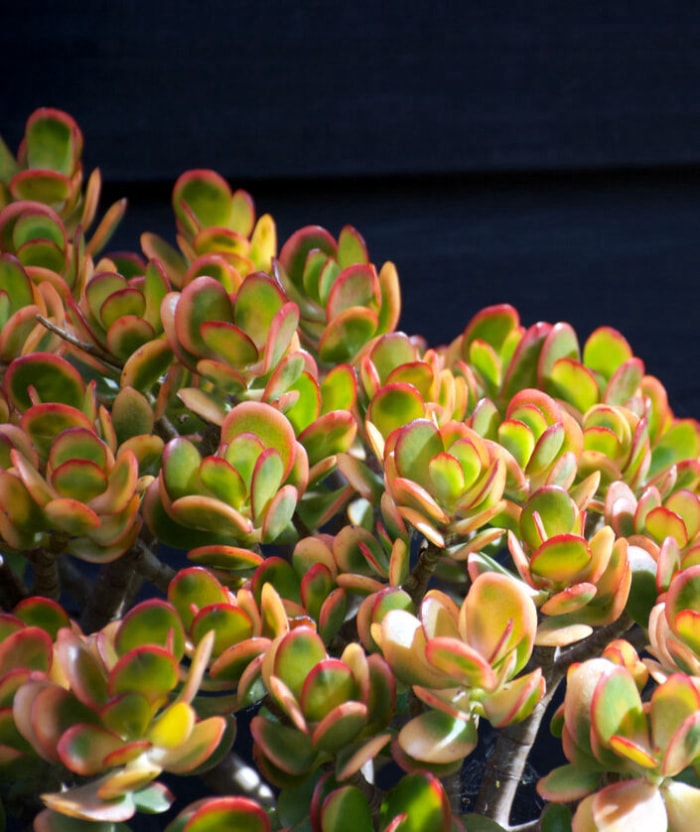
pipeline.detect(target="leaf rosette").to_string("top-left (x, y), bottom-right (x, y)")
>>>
top-left (374, 573), bottom-right (543, 772)
top-left (0, 598), bottom-right (69, 773)
top-left (251, 626), bottom-right (395, 787)
top-left (144, 401), bottom-right (308, 547)
top-left (1, 108), bottom-right (126, 259)
top-left (647, 564), bottom-right (700, 680)
top-left (11, 618), bottom-right (231, 825)
top-left (68, 259), bottom-right (171, 364)
top-left (165, 566), bottom-right (296, 711)
top-left (0, 359), bottom-right (143, 561)
top-left (308, 770), bottom-right (459, 832)
top-left (141, 168), bottom-right (276, 288)
top-left (0, 253), bottom-right (65, 360)
top-left (502, 485), bottom-right (631, 645)
top-left (358, 332), bottom-right (473, 429)
top-left (161, 272), bottom-right (300, 408)
top-left (487, 387), bottom-right (584, 501)
top-left (275, 224), bottom-right (401, 364)
top-left (539, 650), bottom-right (700, 832)
top-left (380, 417), bottom-right (507, 549)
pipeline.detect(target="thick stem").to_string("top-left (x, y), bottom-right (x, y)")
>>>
top-left (30, 547), bottom-right (61, 600)
top-left (58, 556), bottom-right (90, 607)
top-left (402, 540), bottom-right (442, 606)
top-left (474, 649), bottom-right (557, 827)
top-left (474, 613), bottom-right (638, 827)
top-left (554, 612), bottom-right (637, 674)
top-left (132, 539), bottom-right (176, 593)
top-left (80, 548), bottom-right (138, 633)
top-left (442, 768), bottom-right (464, 816)
top-left (346, 768), bottom-right (385, 822)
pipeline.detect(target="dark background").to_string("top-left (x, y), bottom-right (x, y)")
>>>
top-left (3, 3), bottom-right (700, 827)
top-left (3, 3), bottom-right (700, 419)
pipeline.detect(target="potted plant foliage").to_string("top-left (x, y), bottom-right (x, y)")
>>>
top-left (0, 107), bottom-right (699, 832)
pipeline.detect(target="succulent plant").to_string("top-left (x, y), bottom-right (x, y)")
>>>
top-left (4, 107), bottom-right (700, 832)
top-left (375, 572), bottom-right (543, 773)
top-left (275, 224), bottom-right (401, 364)
top-left (11, 603), bottom-right (233, 826)
top-left (538, 647), bottom-right (700, 832)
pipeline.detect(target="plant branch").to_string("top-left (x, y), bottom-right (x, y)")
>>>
top-left (474, 648), bottom-right (557, 827)
top-left (58, 556), bottom-right (90, 607)
top-left (28, 547), bottom-right (61, 600)
top-left (441, 768), bottom-right (463, 816)
top-left (34, 314), bottom-right (123, 373)
top-left (132, 538), bottom-right (176, 593)
top-left (402, 539), bottom-right (442, 606)
top-left (553, 612), bottom-right (637, 675)
top-left (80, 547), bottom-right (139, 633)
top-left (474, 612), bottom-right (638, 827)
top-left (155, 413), bottom-right (181, 441)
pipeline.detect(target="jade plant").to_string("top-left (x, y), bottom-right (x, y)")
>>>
top-left (1, 108), bottom-right (700, 832)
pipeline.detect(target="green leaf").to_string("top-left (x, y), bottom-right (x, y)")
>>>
top-left (226, 401), bottom-right (297, 476)
top-left (173, 170), bottom-right (233, 232)
top-left (548, 358), bottom-right (600, 412)
top-left (540, 803), bottom-right (573, 832)
top-left (191, 603), bottom-right (254, 658)
top-left (274, 628), bottom-right (327, 700)
top-left (176, 277), bottom-right (233, 357)
top-left (250, 716), bottom-right (317, 776)
top-left (108, 645), bottom-right (179, 703)
top-left (235, 273), bottom-right (286, 347)
top-left (463, 304), bottom-right (520, 353)
top-left (174, 796), bottom-right (270, 832)
top-left (583, 326), bottom-right (633, 381)
top-left (367, 384), bottom-right (425, 440)
top-left (460, 818), bottom-right (508, 832)
top-left (321, 785), bottom-right (373, 832)
top-left (162, 438), bottom-right (203, 500)
top-left (25, 108), bottom-right (79, 174)
top-left (279, 225), bottom-right (337, 287)
top-left (132, 782), bottom-right (174, 815)
top-left (167, 567), bottom-right (229, 631)
top-left (116, 599), bottom-right (186, 659)
top-left (337, 225), bottom-right (369, 268)
top-left (0, 134), bottom-right (19, 183)
top-left (380, 772), bottom-right (450, 832)
top-left (318, 307), bottom-right (378, 364)
top-left (398, 710), bottom-right (477, 765)
top-left (5, 353), bottom-right (85, 411)
top-left (13, 597), bottom-right (70, 640)
top-left (649, 419), bottom-right (700, 478)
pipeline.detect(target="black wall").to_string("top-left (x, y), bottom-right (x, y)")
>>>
top-left (3, 3), bottom-right (700, 414)
top-left (4, 4), bottom-right (700, 180)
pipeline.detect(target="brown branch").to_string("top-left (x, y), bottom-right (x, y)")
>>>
top-left (442, 768), bottom-right (464, 816)
top-left (402, 539), bottom-right (442, 606)
top-left (474, 648), bottom-right (557, 827)
top-left (80, 547), bottom-right (139, 633)
top-left (155, 413), bottom-right (181, 442)
top-left (34, 314), bottom-right (123, 373)
top-left (29, 547), bottom-right (61, 600)
top-left (132, 538), bottom-right (176, 593)
top-left (553, 612), bottom-right (638, 674)
top-left (58, 556), bottom-right (90, 607)
top-left (473, 612), bottom-right (638, 827)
